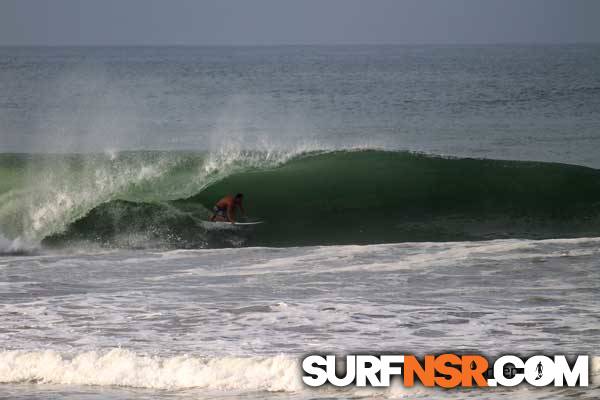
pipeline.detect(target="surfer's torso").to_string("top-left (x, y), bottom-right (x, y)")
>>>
top-left (215, 195), bottom-right (235, 210)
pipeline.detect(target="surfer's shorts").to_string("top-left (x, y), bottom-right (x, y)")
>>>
top-left (213, 206), bottom-right (227, 217)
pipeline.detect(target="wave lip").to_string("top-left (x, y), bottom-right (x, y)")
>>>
top-left (0, 349), bottom-right (302, 392)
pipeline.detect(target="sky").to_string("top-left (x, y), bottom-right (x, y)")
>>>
top-left (0, 0), bottom-right (599, 46)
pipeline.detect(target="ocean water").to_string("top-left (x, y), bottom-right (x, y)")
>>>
top-left (1, 45), bottom-right (600, 398)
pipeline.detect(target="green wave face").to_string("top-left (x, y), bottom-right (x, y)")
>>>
top-left (19, 150), bottom-right (599, 249)
top-left (192, 151), bottom-right (600, 246)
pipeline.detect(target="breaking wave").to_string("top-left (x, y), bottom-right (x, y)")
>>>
top-left (1, 149), bottom-right (600, 249)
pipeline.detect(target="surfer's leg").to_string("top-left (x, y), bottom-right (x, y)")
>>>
top-left (211, 207), bottom-right (227, 222)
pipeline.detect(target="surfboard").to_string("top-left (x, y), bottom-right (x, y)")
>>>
top-left (207, 221), bottom-right (263, 226)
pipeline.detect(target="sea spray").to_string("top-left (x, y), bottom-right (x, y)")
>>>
top-left (0, 233), bottom-right (33, 254)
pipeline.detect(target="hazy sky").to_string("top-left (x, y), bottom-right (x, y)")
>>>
top-left (1, 0), bottom-right (599, 46)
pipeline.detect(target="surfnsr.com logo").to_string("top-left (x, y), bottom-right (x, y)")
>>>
top-left (302, 354), bottom-right (589, 388)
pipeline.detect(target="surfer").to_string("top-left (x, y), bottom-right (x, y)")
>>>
top-left (210, 193), bottom-right (245, 223)
top-left (535, 361), bottom-right (543, 380)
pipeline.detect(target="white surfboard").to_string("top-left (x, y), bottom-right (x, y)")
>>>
top-left (206, 221), bottom-right (263, 227)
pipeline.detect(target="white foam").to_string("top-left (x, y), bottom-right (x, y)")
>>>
top-left (1, 349), bottom-right (597, 394)
top-left (0, 233), bottom-right (35, 254)
top-left (0, 349), bottom-right (302, 391)
top-left (147, 237), bottom-right (600, 279)
top-left (593, 356), bottom-right (600, 379)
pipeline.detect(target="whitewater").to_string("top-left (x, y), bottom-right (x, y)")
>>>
top-left (1, 45), bottom-right (600, 399)
top-left (2, 239), bottom-right (600, 399)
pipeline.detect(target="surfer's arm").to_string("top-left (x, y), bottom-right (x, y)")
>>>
top-left (227, 206), bottom-right (235, 223)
